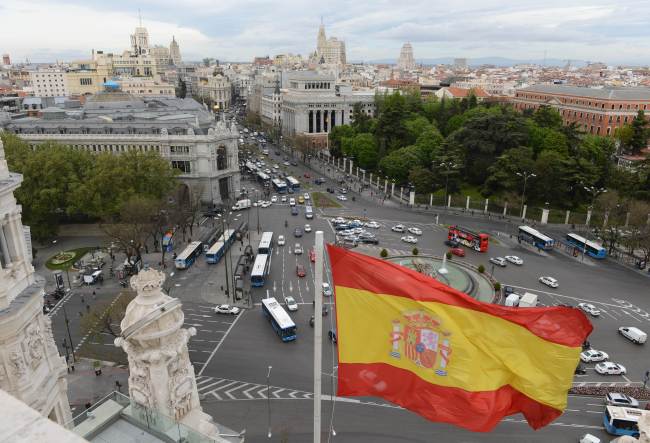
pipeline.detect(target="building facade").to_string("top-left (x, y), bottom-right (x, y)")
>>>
top-left (397, 43), bottom-right (415, 71)
top-left (281, 72), bottom-right (375, 148)
top-left (314, 23), bottom-right (346, 66)
top-left (0, 134), bottom-right (72, 426)
top-left (169, 36), bottom-right (182, 65)
top-left (30, 69), bottom-right (68, 97)
top-left (195, 74), bottom-right (232, 110)
top-left (512, 84), bottom-right (650, 136)
top-left (117, 76), bottom-right (175, 96)
top-left (2, 91), bottom-right (240, 205)
top-left (261, 83), bottom-right (282, 126)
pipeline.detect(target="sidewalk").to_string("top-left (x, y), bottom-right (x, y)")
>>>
top-left (66, 358), bottom-right (129, 411)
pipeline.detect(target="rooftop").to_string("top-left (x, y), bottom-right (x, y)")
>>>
top-left (519, 84), bottom-right (650, 100)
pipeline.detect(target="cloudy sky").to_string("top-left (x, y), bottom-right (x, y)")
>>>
top-left (1, 0), bottom-right (648, 64)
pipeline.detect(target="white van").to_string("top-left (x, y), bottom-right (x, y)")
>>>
top-left (305, 206), bottom-right (313, 219)
top-left (504, 293), bottom-right (520, 307)
top-left (618, 326), bottom-right (647, 344)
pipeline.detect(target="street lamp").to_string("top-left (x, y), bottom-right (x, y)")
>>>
top-left (581, 185), bottom-right (606, 260)
top-left (516, 171), bottom-right (536, 219)
top-left (266, 365), bottom-right (273, 438)
top-left (436, 162), bottom-right (459, 207)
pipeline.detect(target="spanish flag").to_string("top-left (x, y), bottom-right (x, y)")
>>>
top-left (328, 245), bottom-right (592, 432)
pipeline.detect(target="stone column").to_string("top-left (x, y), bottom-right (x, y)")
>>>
top-left (313, 110), bottom-right (318, 133)
top-left (430, 194), bottom-right (433, 206)
top-left (0, 225), bottom-right (11, 265)
top-left (565, 210), bottom-right (571, 225)
top-left (384, 179), bottom-right (388, 195)
top-left (399, 187), bottom-right (403, 201)
top-left (362, 170), bottom-right (366, 183)
top-left (585, 209), bottom-right (592, 226)
top-left (625, 211), bottom-right (630, 227)
top-left (447, 195), bottom-right (451, 208)
top-left (522, 204), bottom-right (528, 220)
top-left (349, 160), bottom-right (353, 175)
top-left (355, 166), bottom-right (359, 178)
top-left (484, 198), bottom-right (489, 214)
top-left (541, 208), bottom-right (549, 225)
top-left (369, 173), bottom-right (373, 185)
top-left (466, 196), bottom-right (470, 211)
top-left (503, 201), bottom-right (508, 217)
top-left (391, 182), bottom-right (395, 196)
top-left (603, 211), bottom-right (609, 227)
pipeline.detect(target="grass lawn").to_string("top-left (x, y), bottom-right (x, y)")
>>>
top-left (45, 247), bottom-right (97, 270)
top-left (311, 192), bottom-right (341, 208)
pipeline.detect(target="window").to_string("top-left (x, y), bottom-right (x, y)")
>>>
top-left (171, 160), bottom-right (191, 173)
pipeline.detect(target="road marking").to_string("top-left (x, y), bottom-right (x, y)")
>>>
top-left (622, 375), bottom-right (631, 383)
top-left (508, 285), bottom-right (635, 308)
top-left (622, 309), bottom-right (644, 323)
top-left (197, 309), bottom-right (246, 376)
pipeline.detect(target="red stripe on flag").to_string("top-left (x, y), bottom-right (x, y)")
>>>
top-left (327, 244), bottom-right (592, 348)
top-left (339, 362), bottom-right (562, 432)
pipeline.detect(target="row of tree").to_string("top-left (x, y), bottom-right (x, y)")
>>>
top-left (328, 92), bottom-right (650, 210)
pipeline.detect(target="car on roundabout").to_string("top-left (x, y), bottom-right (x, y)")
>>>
top-left (214, 304), bottom-right (240, 315)
top-left (271, 195), bottom-right (278, 203)
top-left (407, 227), bottom-right (422, 235)
top-left (294, 243), bottom-right (303, 254)
top-left (539, 276), bottom-right (559, 288)
top-left (594, 362), bottom-right (626, 375)
top-left (401, 235), bottom-right (418, 244)
top-left (304, 224), bottom-right (312, 233)
top-left (322, 282), bottom-right (333, 297)
top-left (489, 257), bottom-right (507, 267)
top-left (578, 303), bottom-right (601, 317)
top-left (392, 224), bottom-right (405, 233)
top-left (579, 349), bottom-right (609, 362)
top-left (294, 227), bottom-right (303, 238)
top-left (505, 255), bottom-right (523, 265)
top-left (309, 248), bottom-right (316, 262)
top-left (365, 221), bottom-right (381, 229)
top-left (450, 247), bottom-right (465, 257)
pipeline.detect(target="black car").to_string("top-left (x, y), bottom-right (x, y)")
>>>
top-left (275, 150), bottom-right (281, 155)
top-left (358, 237), bottom-right (379, 245)
top-left (294, 227), bottom-right (303, 238)
top-left (444, 239), bottom-right (460, 248)
top-left (574, 363), bottom-right (587, 375)
top-left (327, 187), bottom-right (335, 194)
top-left (290, 160), bottom-right (298, 166)
top-left (334, 223), bottom-right (351, 231)
top-left (315, 177), bottom-right (325, 185)
top-left (291, 206), bottom-right (299, 216)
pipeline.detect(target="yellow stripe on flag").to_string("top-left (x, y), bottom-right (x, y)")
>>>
top-left (336, 286), bottom-right (580, 411)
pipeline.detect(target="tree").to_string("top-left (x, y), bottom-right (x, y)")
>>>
top-left (379, 145), bottom-right (423, 183)
top-left (532, 150), bottom-right (567, 206)
top-left (404, 115), bottom-right (433, 146)
top-left (375, 91), bottom-right (409, 152)
top-left (343, 133), bottom-right (378, 170)
top-left (532, 105), bottom-right (563, 129)
top-left (412, 247), bottom-right (419, 256)
top-left (176, 79), bottom-right (187, 99)
top-left (328, 125), bottom-right (355, 158)
top-left (408, 166), bottom-right (435, 194)
top-left (629, 110), bottom-right (649, 155)
top-left (351, 102), bottom-right (373, 133)
top-left (484, 147), bottom-right (535, 196)
top-left (380, 248), bottom-right (388, 258)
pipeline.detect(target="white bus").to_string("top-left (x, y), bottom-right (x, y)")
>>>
top-left (603, 405), bottom-right (645, 437)
top-left (272, 178), bottom-right (287, 194)
top-left (251, 253), bottom-right (270, 287)
top-left (174, 241), bottom-right (203, 270)
top-left (258, 232), bottom-right (274, 255)
top-left (518, 225), bottom-right (555, 250)
top-left (285, 176), bottom-right (300, 190)
top-left (261, 297), bottom-right (297, 342)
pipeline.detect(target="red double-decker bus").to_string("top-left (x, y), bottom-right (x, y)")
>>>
top-left (448, 225), bottom-right (489, 252)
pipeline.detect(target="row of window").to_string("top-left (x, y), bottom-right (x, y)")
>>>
top-left (305, 82), bottom-right (331, 90)
top-left (518, 93), bottom-right (650, 110)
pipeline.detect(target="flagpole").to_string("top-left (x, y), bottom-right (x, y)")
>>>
top-left (313, 231), bottom-right (324, 443)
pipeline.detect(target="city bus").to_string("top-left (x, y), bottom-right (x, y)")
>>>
top-left (257, 171), bottom-right (271, 184)
top-left (285, 176), bottom-right (300, 190)
top-left (251, 253), bottom-right (271, 287)
top-left (566, 233), bottom-right (607, 259)
top-left (271, 178), bottom-right (287, 194)
top-left (261, 297), bottom-right (297, 342)
top-left (174, 241), bottom-right (203, 270)
top-left (603, 405), bottom-right (645, 437)
top-left (205, 229), bottom-right (236, 264)
top-left (518, 225), bottom-right (555, 250)
top-left (448, 225), bottom-right (489, 252)
top-left (258, 231), bottom-right (274, 255)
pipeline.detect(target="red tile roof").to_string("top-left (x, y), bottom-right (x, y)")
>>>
top-left (445, 87), bottom-right (490, 98)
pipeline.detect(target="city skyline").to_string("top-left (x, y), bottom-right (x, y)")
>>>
top-left (2, 0), bottom-right (650, 65)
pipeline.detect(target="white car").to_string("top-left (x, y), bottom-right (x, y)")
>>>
top-left (505, 255), bottom-right (523, 265)
top-left (304, 224), bottom-right (312, 233)
top-left (322, 282), bottom-right (333, 297)
top-left (273, 164), bottom-right (280, 169)
top-left (271, 195), bottom-right (278, 203)
top-left (284, 296), bottom-right (298, 312)
top-left (408, 227), bottom-right (423, 235)
top-left (214, 304), bottom-right (240, 315)
top-left (580, 349), bottom-right (609, 363)
top-left (283, 161), bottom-right (290, 166)
top-left (261, 201), bottom-right (271, 208)
top-left (578, 303), bottom-right (601, 317)
top-left (278, 235), bottom-right (285, 246)
top-left (281, 195), bottom-right (287, 203)
top-left (489, 257), bottom-right (507, 267)
top-left (392, 224), bottom-right (405, 233)
top-left (303, 193), bottom-right (310, 200)
top-left (365, 221), bottom-right (381, 229)
top-left (289, 198), bottom-right (296, 206)
top-left (595, 362), bottom-right (626, 375)
top-left (401, 235), bottom-right (418, 244)
top-left (337, 195), bottom-right (348, 201)
top-left (539, 276), bottom-right (559, 288)
top-left (294, 243), bottom-right (303, 254)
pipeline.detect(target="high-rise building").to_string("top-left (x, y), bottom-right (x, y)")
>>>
top-left (0, 134), bottom-right (72, 426)
top-left (397, 43), bottom-right (415, 71)
top-left (1, 54), bottom-right (10, 66)
top-left (313, 22), bottom-right (346, 66)
top-left (170, 36), bottom-right (182, 65)
top-left (130, 26), bottom-right (150, 55)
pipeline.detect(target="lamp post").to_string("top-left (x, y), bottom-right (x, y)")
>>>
top-left (436, 162), bottom-right (459, 208)
top-left (582, 185), bottom-right (606, 261)
top-left (266, 365), bottom-right (273, 438)
top-left (516, 171), bottom-right (536, 219)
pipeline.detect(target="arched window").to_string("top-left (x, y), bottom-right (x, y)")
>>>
top-left (217, 145), bottom-right (227, 170)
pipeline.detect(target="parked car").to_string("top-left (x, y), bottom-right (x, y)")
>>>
top-left (594, 362), bottom-right (626, 375)
top-left (296, 264), bottom-right (306, 277)
top-left (392, 224), bottom-right (406, 233)
top-left (489, 257), bottom-right (507, 267)
top-left (505, 255), bottom-right (524, 265)
top-left (450, 247), bottom-right (465, 257)
top-left (401, 235), bottom-right (418, 244)
top-left (580, 349), bottom-right (609, 362)
top-left (281, 195), bottom-right (287, 203)
top-left (605, 392), bottom-right (639, 408)
top-left (578, 303), bottom-right (601, 317)
top-left (539, 276), bottom-right (559, 288)
top-left (303, 193), bottom-right (310, 201)
top-left (284, 296), bottom-right (298, 312)
top-left (408, 227), bottom-right (423, 235)
top-left (277, 235), bottom-right (285, 246)
top-left (214, 304), bottom-right (240, 315)
top-left (294, 243), bottom-right (303, 254)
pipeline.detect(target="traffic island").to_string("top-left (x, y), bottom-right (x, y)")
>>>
top-left (45, 247), bottom-right (97, 270)
top-left (311, 191), bottom-right (342, 208)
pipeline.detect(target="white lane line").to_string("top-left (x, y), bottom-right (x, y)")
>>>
top-left (622, 375), bottom-right (631, 383)
top-left (597, 308), bottom-right (617, 320)
top-left (507, 285), bottom-right (633, 308)
top-left (197, 309), bottom-right (246, 376)
top-left (622, 309), bottom-right (644, 323)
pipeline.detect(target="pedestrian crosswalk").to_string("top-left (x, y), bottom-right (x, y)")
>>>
top-left (196, 375), bottom-right (314, 401)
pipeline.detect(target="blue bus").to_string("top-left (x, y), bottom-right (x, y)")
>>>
top-left (272, 178), bottom-right (287, 193)
top-left (566, 233), bottom-right (607, 259)
top-left (205, 229), bottom-right (236, 264)
top-left (285, 176), bottom-right (300, 190)
top-left (258, 232), bottom-right (274, 255)
top-left (261, 297), bottom-right (297, 342)
top-left (603, 405), bottom-right (643, 437)
top-left (251, 253), bottom-right (270, 287)
top-left (518, 225), bottom-right (555, 250)
top-left (175, 241), bottom-right (203, 270)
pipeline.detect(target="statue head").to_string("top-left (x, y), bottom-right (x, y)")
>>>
top-left (130, 267), bottom-right (165, 296)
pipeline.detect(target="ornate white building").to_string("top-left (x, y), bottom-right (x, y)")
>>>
top-left (0, 134), bottom-right (72, 426)
top-left (397, 43), bottom-right (415, 71)
top-left (114, 268), bottom-right (238, 441)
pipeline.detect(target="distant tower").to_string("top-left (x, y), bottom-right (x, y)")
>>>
top-left (317, 19), bottom-right (327, 57)
top-left (169, 36), bottom-right (182, 65)
top-left (130, 12), bottom-right (150, 55)
top-left (114, 268), bottom-right (235, 441)
top-left (398, 43), bottom-right (415, 70)
top-left (1, 54), bottom-right (10, 66)
top-left (0, 134), bottom-right (72, 426)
